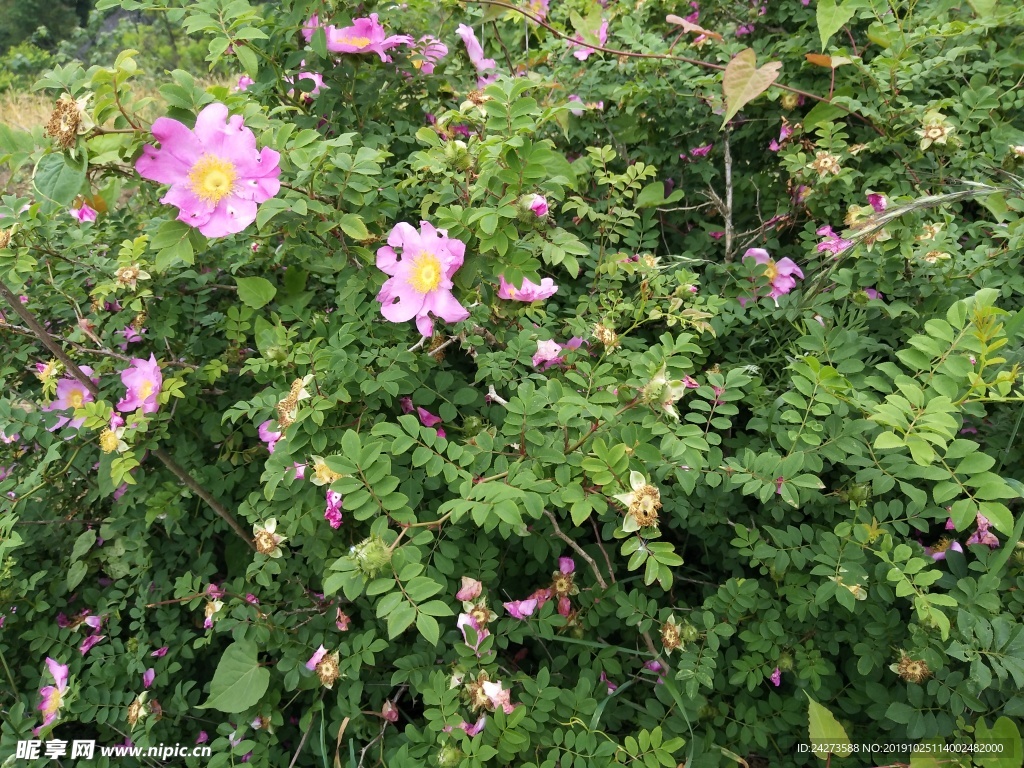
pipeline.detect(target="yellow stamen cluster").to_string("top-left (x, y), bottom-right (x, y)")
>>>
top-left (188, 154), bottom-right (238, 205)
top-left (115, 265), bottom-right (140, 287)
top-left (314, 461), bottom-right (342, 485)
top-left (99, 429), bottom-right (120, 454)
top-left (409, 253), bottom-right (443, 294)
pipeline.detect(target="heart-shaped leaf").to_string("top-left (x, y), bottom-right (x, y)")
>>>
top-left (817, 0), bottom-right (856, 50)
top-left (198, 640), bottom-right (270, 713)
top-left (666, 14), bottom-right (723, 41)
top-left (721, 48), bottom-right (782, 127)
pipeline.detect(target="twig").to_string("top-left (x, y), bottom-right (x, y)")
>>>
top-left (542, 509), bottom-right (608, 590)
top-left (286, 712), bottom-right (317, 768)
top-left (487, 385), bottom-right (509, 406)
top-left (0, 279), bottom-right (254, 550)
top-left (407, 336), bottom-right (428, 352)
top-left (723, 127), bottom-right (734, 262)
top-left (589, 517), bottom-right (616, 584)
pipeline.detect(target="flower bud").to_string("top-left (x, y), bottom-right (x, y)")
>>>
top-left (444, 140), bottom-right (472, 171)
top-left (777, 651), bottom-right (794, 672)
top-left (437, 745), bottom-right (465, 767)
top-left (352, 536), bottom-right (392, 578)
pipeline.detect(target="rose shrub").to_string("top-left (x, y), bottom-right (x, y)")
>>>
top-left (3, 0), bottom-right (1024, 766)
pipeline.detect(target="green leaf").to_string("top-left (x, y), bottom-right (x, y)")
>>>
top-left (236, 277), bottom-right (277, 309)
top-left (339, 213), bottom-right (370, 241)
top-left (874, 431), bottom-right (905, 450)
top-left (721, 48), bottom-right (781, 128)
top-left (235, 45), bottom-right (258, 78)
top-left (635, 182), bottom-right (684, 209)
top-left (198, 640), bottom-right (271, 713)
top-left (33, 152), bottom-right (87, 211)
top-left (387, 603), bottom-right (416, 639)
top-left (66, 560), bottom-right (88, 591)
top-left (975, 717), bottom-right (1023, 768)
top-left (70, 529), bottom-right (97, 562)
top-left (416, 613), bottom-right (440, 646)
top-left (805, 692), bottom-right (851, 758)
top-left (816, 0), bottom-right (856, 50)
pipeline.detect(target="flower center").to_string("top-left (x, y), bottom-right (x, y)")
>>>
top-left (68, 390), bottom-right (84, 408)
top-left (188, 154), bottom-right (238, 205)
top-left (762, 259), bottom-right (779, 281)
top-left (139, 381), bottom-right (155, 400)
top-left (346, 35), bottom-right (372, 48)
top-left (315, 462), bottom-right (342, 484)
top-left (99, 429), bottom-right (119, 453)
top-left (629, 485), bottom-right (662, 526)
top-left (43, 690), bottom-right (63, 717)
top-left (409, 253), bottom-right (443, 294)
top-left (551, 573), bottom-right (573, 597)
top-left (255, 530), bottom-right (277, 554)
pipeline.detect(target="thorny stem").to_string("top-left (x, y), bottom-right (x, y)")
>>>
top-left (0, 279), bottom-right (255, 550)
top-left (464, 0), bottom-right (884, 134)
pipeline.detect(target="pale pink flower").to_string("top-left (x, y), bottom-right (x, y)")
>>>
top-left (456, 576), bottom-right (483, 602)
top-left (966, 514), bottom-right (999, 549)
top-left (294, 462), bottom-right (306, 479)
top-left (481, 680), bottom-right (516, 713)
top-left (568, 94), bottom-right (584, 117)
top-left (533, 339), bottom-right (564, 370)
top-left (497, 275), bottom-right (558, 302)
top-left (70, 204), bottom-right (98, 223)
top-left (79, 634), bottom-right (105, 655)
top-left (135, 103), bottom-right (282, 238)
top-left (569, 19), bottom-right (609, 60)
top-left (376, 221), bottom-right (470, 338)
top-left (236, 75), bottom-right (254, 92)
top-left (411, 36), bottom-right (448, 74)
top-left (143, 668), bottom-right (155, 688)
top-left (325, 489), bottom-right (343, 529)
top-left (206, 583), bottom-right (225, 599)
top-left (738, 248), bottom-right (803, 307)
top-left (462, 716), bottom-right (486, 736)
top-left (306, 645), bottom-right (328, 670)
top-left (152, 646), bottom-right (168, 657)
top-left (285, 62), bottom-right (326, 98)
top-left (336, 608), bottom-right (351, 631)
top-left (116, 354), bottom-right (162, 414)
top-left (599, 671), bottom-right (618, 693)
top-left (927, 539), bottom-right (963, 560)
top-left (527, 0), bottom-right (550, 22)
top-left (382, 700), bottom-right (399, 722)
top-left (503, 598), bottom-right (538, 619)
top-left (863, 288), bottom-right (882, 301)
top-left (196, 732), bottom-right (208, 744)
top-left (321, 14), bottom-right (414, 60)
top-left (258, 420), bottom-right (282, 453)
top-left (770, 667), bottom-right (782, 686)
top-left (117, 326), bottom-right (146, 351)
top-left (456, 24), bottom-right (498, 85)
top-left (37, 657), bottom-right (70, 731)
top-left (417, 407), bottom-right (442, 428)
top-left (558, 557), bottom-right (575, 574)
top-left (457, 613), bottom-right (489, 650)
top-left (44, 367), bottom-right (95, 431)
top-left (816, 225), bottom-right (853, 255)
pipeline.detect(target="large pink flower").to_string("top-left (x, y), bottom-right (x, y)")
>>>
top-left (37, 658), bottom-right (69, 732)
top-left (258, 420), bottom-right (282, 453)
top-left (312, 14), bottom-right (414, 60)
top-left (117, 355), bottom-right (162, 414)
top-left (739, 248), bottom-right (803, 306)
top-left (497, 275), bottom-right (558, 302)
top-left (456, 24), bottom-right (498, 86)
top-left (376, 221), bottom-right (470, 338)
top-left (136, 103), bottom-right (281, 238)
top-left (44, 367), bottom-right (95, 431)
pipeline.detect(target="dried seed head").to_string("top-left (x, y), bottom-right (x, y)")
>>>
top-left (254, 529), bottom-right (279, 556)
top-left (661, 617), bottom-right (682, 653)
top-left (628, 485), bottom-right (661, 527)
top-left (45, 94), bottom-right (89, 149)
top-left (0, 230), bottom-right (10, 249)
top-left (429, 332), bottom-right (448, 362)
top-left (809, 151), bottom-right (841, 177)
top-left (315, 651), bottom-right (341, 688)
top-left (127, 693), bottom-right (149, 728)
top-left (464, 671), bottom-right (492, 712)
top-left (592, 323), bottom-right (618, 348)
top-left (896, 652), bottom-right (932, 684)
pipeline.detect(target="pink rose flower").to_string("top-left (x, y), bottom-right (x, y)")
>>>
top-left (456, 576), bottom-right (483, 602)
top-left (143, 668), bottom-right (155, 688)
top-left (37, 657), bottom-right (69, 730)
top-left (497, 275), bottom-right (558, 302)
top-left (135, 103), bottom-right (282, 238)
top-left (258, 420), bottom-right (282, 453)
top-left (816, 225), bottom-right (853, 255)
top-left (79, 634), bottom-right (105, 656)
top-left (528, 194), bottom-right (549, 216)
top-left (411, 36), bottom-right (448, 74)
top-left (151, 646), bottom-right (169, 657)
top-left (456, 24), bottom-right (498, 86)
top-left (867, 193), bottom-right (887, 212)
top-left (325, 489), bottom-right (343, 528)
top-left (770, 667), bottom-right (782, 686)
top-left (738, 248), bottom-right (803, 306)
top-left (503, 598), bottom-right (538, 619)
top-left (569, 19), bottom-right (609, 60)
top-left (376, 221), bottom-right (470, 338)
top-left (44, 367), bottom-right (96, 431)
top-left (70, 204), bottom-right (98, 223)
top-left (116, 354), bottom-right (162, 414)
top-left (306, 645), bottom-right (328, 670)
top-left (533, 339), bottom-right (564, 370)
top-left (320, 14), bottom-right (414, 60)
top-left (236, 75), bottom-right (254, 92)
